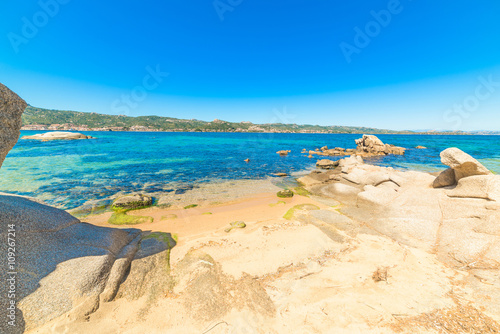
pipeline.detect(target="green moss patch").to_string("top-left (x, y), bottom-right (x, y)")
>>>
top-left (224, 221), bottom-right (247, 233)
top-left (283, 204), bottom-right (320, 220)
top-left (108, 211), bottom-right (153, 225)
top-left (184, 204), bottom-right (198, 209)
top-left (161, 214), bottom-right (178, 220)
top-left (293, 186), bottom-right (311, 197)
top-left (143, 232), bottom-right (177, 248)
top-left (269, 201), bottom-right (287, 207)
top-left (202, 212), bottom-right (213, 215)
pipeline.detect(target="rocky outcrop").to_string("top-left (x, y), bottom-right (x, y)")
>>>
top-left (441, 147), bottom-right (492, 181)
top-left (0, 83), bottom-right (27, 168)
top-left (307, 135), bottom-right (405, 159)
top-left (0, 85), bottom-right (172, 333)
top-left (355, 135), bottom-right (406, 156)
top-left (276, 150), bottom-right (291, 156)
top-left (299, 148), bottom-right (500, 277)
top-left (22, 131), bottom-right (93, 140)
top-left (433, 148), bottom-right (493, 188)
top-left (316, 159), bottom-right (339, 169)
top-left (0, 194), bottom-right (143, 332)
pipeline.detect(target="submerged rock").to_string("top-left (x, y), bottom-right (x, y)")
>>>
top-left (355, 135), bottom-right (406, 156)
top-left (22, 131), bottom-right (93, 140)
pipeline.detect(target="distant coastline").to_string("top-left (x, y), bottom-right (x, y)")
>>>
top-left (21, 105), bottom-right (499, 135)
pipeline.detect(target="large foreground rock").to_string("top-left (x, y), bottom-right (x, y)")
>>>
top-left (22, 131), bottom-right (93, 140)
top-left (0, 83), bottom-right (27, 168)
top-left (0, 194), bottom-right (172, 333)
top-left (441, 147), bottom-right (492, 181)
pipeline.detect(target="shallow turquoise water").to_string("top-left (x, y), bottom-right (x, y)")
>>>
top-left (1, 131), bottom-right (499, 209)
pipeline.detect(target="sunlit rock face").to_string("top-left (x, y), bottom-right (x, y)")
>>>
top-left (0, 83), bottom-right (27, 168)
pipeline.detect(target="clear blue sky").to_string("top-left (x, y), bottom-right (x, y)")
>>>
top-left (1, 0), bottom-right (500, 131)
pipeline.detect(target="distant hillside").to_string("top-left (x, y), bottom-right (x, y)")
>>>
top-left (21, 105), bottom-right (476, 135)
top-left (21, 106), bottom-right (414, 134)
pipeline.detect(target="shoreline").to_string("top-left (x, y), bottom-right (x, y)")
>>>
top-left (20, 128), bottom-right (499, 135)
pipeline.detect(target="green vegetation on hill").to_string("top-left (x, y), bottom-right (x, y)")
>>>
top-left (21, 105), bottom-right (479, 134)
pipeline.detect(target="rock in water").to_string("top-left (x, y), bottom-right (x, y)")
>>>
top-left (440, 147), bottom-right (492, 181)
top-left (0, 83), bottom-right (27, 168)
top-left (355, 134), bottom-right (406, 156)
top-left (22, 131), bottom-right (93, 140)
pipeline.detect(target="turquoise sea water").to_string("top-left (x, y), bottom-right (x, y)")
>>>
top-left (1, 131), bottom-right (499, 209)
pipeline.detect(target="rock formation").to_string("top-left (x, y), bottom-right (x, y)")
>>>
top-left (0, 83), bottom-right (27, 168)
top-left (298, 149), bottom-right (500, 321)
top-left (440, 147), bottom-right (492, 181)
top-left (355, 134), bottom-right (406, 156)
top-left (22, 131), bottom-right (93, 140)
top-left (0, 84), bottom-right (173, 333)
top-left (316, 159), bottom-right (339, 169)
top-left (307, 134), bottom-right (406, 158)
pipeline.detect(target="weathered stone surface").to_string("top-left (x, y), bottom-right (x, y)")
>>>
top-left (0, 83), bottom-right (27, 168)
top-left (307, 135), bottom-right (405, 159)
top-left (446, 175), bottom-right (500, 201)
top-left (0, 85), bottom-right (173, 333)
top-left (316, 159), bottom-right (339, 169)
top-left (338, 155), bottom-right (364, 173)
top-left (343, 169), bottom-right (391, 187)
top-left (356, 185), bottom-right (398, 208)
top-left (116, 234), bottom-right (174, 301)
top-left (319, 183), bottom-right (361, 203)
top-left (112, 194), bottom-right (153, 209)
top-left (276, 150), bottom-right (291, 156)
top-left (441, 147), bottom-right (492, 180)
top-left (433, 168), bottom-right (456, 188)
top-left (0, 194), bottom-right (144, 332)
top-left (355, 135), bottom-right (406, 156)
top-left (22, 131), bottom-right (93, 140)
